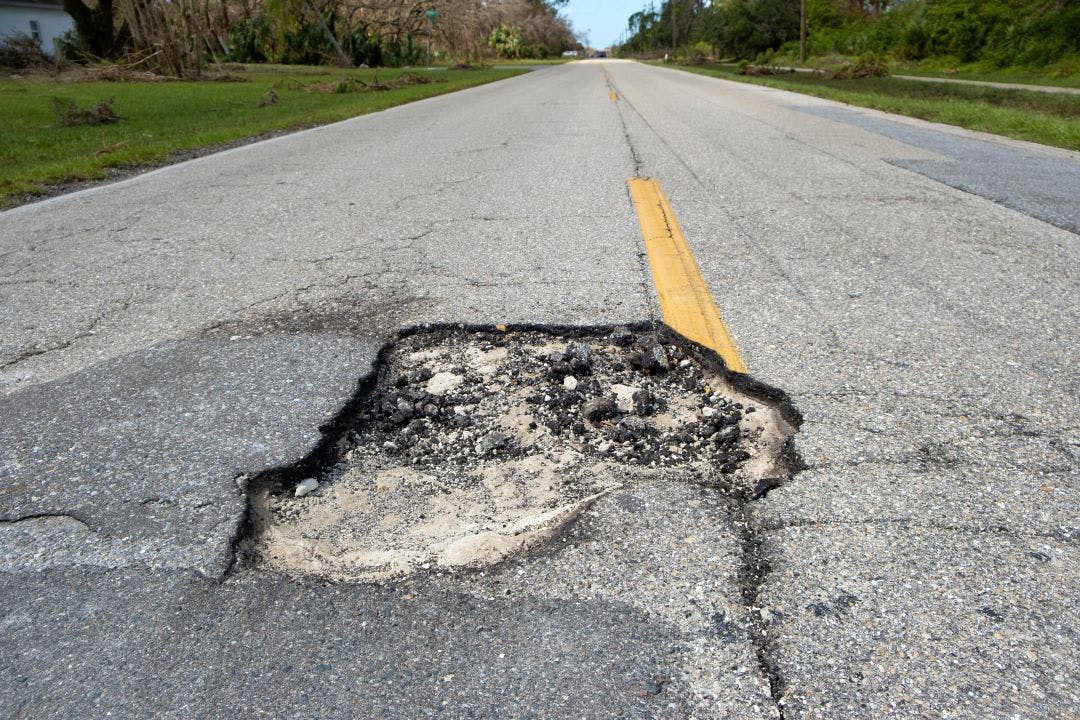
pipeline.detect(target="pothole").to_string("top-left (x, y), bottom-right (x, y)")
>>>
top-left (248, 325), bottom-right (796, 582)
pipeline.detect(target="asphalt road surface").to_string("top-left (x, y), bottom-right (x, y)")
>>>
top-left (1, 60), bottom-right (1077, 719)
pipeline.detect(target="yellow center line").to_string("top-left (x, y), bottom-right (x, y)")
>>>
top-left (602, 69), bottom-right (618, 101)
top-left (627, 178), bottom-right (748, 374)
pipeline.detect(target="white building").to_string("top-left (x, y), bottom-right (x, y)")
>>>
top-left (0, 0), bottom-right (73, 56)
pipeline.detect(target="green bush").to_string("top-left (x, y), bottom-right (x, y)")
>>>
top-left (682, 45), bottom-right (707, 65)
top-left (381, 34), bottom-right (423, 67)
top-left (829, 51), bottom-right (890, 79)
top-left (345, 26), bottom-right (382, 67)
top-left (226, 17), bottom-right (271, 64)
top-left (226, 13), bottom-right (423, 68)
top-left (757, 0), bottom-right (1080, 70)
top-left (489, 24), bottom-right (523, 59)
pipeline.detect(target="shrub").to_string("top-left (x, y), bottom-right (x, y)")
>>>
top-left (279, 23), bottom-right (334, 66)
top-left (346, 25), bottom-right (382, 67)
top-left (380, 33), bottom-right (422, 67)
top-left (489, 24), bottom-right (522, 59)
top-left (53, 29), bottom-right (82, 64)
top-left (683, 46), bottom-right (707, 65)
top-left (828, 52), bottom-right (890, 79)
top-left (226, 17), bottom-right (271, 64)
top-left (0, 33), bottom-right (49, 69)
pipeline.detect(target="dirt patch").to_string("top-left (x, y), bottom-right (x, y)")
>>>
top-left (249, 326), bottom-right (795, 582)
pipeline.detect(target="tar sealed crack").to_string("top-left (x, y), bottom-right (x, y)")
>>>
top-left (247, 325), bottom-right (796, 584)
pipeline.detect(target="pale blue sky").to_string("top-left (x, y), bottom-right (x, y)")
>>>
top-left (562, 0), bottom-right (651, 48)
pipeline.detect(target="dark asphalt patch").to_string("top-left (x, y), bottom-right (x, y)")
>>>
top-left (794, 105), bottom-right (1080, 234)
top-left (0, 565), bottom-right (699, 719)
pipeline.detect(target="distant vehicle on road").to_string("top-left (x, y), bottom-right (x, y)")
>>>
top-left (591, 50), bottom-right (607, 58)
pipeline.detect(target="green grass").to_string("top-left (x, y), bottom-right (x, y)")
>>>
top-left (666, 63), bottom-right (1080, 150)
top-left (760, 52), bottom-right (1080, 88)
top-left (889, 53), bottom-right (1080, 88)
top-left (0, 64), bottom-right (524, 206)
top-left (889, 64), bottom-right (1080, 89)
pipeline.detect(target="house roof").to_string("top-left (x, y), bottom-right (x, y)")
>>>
top-left (0, 0), bottom-right (66, 9)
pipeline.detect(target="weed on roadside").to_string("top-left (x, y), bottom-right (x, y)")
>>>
top-left (304, 73), bottom-right (433, 94)
top-left (52, 97), bottom-right (120, 126)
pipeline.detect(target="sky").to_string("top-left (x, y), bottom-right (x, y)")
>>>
top-left (561, 0), bottom-right (650, 49)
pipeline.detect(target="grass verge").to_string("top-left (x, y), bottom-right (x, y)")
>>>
top-left (891, 67), bottom-right (1080, 89)
top-left (665, 63), bottom-right (1080, 151)
top-left (0, 64), bottom-right (524, 207)
top-left (758, 52), bottom-right (1080, 88)
top-left (889, 57), bottom-right (1080, 89)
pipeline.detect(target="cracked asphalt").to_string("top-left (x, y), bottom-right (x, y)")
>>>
top-left (1, 60), bottom-right (1077, 718)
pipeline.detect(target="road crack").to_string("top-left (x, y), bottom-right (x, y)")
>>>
top-left (0, 512), bottom-right (91, 528)
top-left (760, 516), bottom-right (1077, 544)
top-left (604, 71), bottom-right (644, 178)
top-left (0, 296), bottom-right (133, 372)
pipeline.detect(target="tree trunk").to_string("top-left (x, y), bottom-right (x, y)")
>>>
top-left (671, 0), bottom-right (676, 56)
top-left (305, 0), bottom-right (351, 66)
top-left (799, 0), bottom-right (807, 63)
top-left (62, 0), bottom-right (125, 58)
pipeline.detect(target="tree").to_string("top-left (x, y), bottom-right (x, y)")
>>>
top-left (431, 0), bottom-right (572, 60)
top-left (681, 0), bottom-right (797, 59)
top-left (625, 9), bottom-right (659, 52)
top-left (62, 0), bottom-right (129, 58)
top-left (489, 23), bottom-right (522, 57)
top-left (267, 0), bottom-right (351, 65)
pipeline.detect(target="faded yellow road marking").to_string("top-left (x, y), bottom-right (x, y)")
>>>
top-left (628, 178), bottom-right (748, 373)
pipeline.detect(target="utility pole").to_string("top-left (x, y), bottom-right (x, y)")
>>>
top-left (671, 0), bottom-right (676, 58)
top-left (799, 0), bottom-right (807, 63)
top-left (650, 2), bottom-right (655, 52)
top-left (426, 7), bottom-right (437, 66)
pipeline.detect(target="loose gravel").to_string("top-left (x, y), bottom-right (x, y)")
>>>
top-left (251, 326), bottom-right (794, 581)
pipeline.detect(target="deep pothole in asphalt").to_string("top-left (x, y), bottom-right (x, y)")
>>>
top-left (248, 325), bottom-right (797, 582)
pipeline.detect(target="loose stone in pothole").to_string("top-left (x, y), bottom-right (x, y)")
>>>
top-left (251, 327), bottom-right (793, 582)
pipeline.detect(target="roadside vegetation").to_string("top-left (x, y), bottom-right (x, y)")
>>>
top-left (615, 0), bottom-right (1079, 87)
top-left (888, 64), bottom-right (1080, 89)
top-left (0, 0), bottom-right (582, 206)
top-left (615, 1), bottom-right (1079, 148)
top-left (0, 65), bottom-right (521, 206)
top-left (666, 64), bottom-right (1080, 151)
top-left (39, 0), bottom-right (580, 77)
